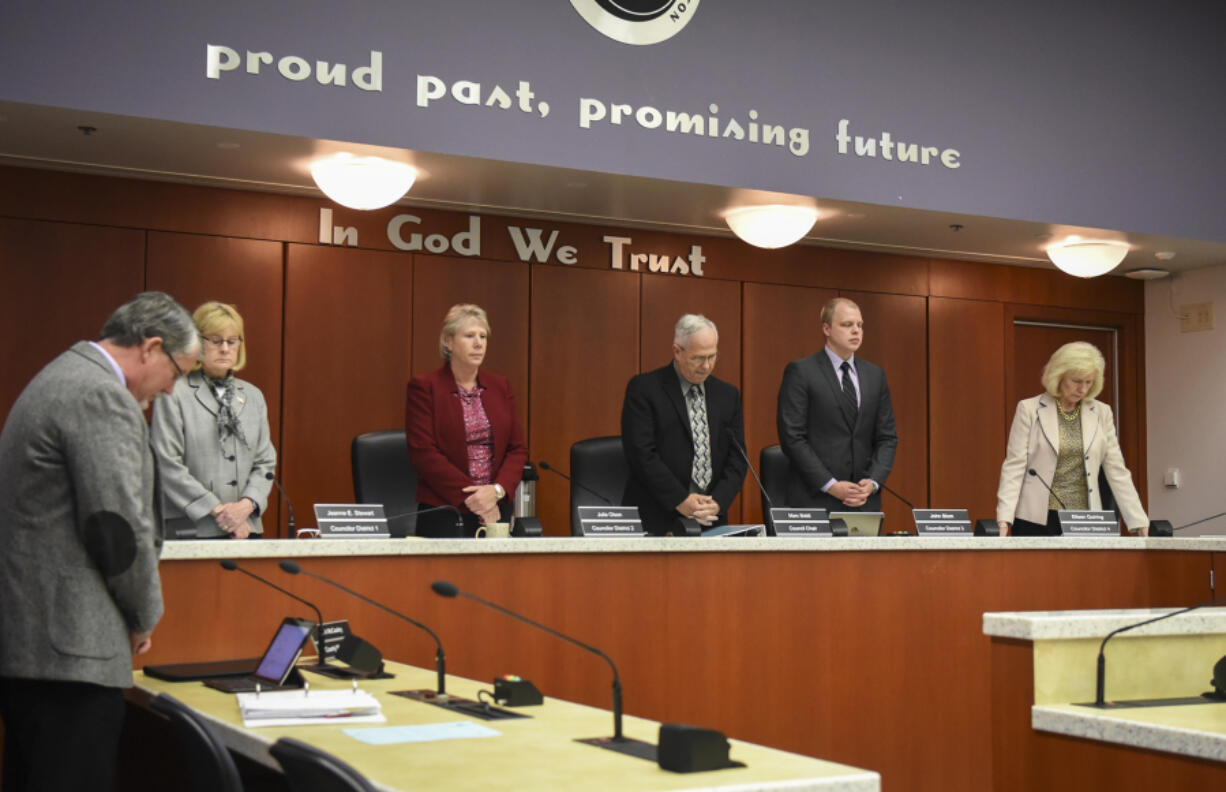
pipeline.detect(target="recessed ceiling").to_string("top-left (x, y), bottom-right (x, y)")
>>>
top-left (3, 100), bottom-right (1224, 274)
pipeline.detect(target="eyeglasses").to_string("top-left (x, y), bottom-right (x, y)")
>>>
top-left (204, 336), bottom-right (243, 349)
top-left (163, 346), bottom-right (187, 379)
top-left (296, 528), bottom-right (320, 539)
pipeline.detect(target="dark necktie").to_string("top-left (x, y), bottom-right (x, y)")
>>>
top-left (840, 361), bottom-right (859, 414)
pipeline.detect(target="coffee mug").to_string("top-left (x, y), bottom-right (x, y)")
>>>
top-left (476, 522), bottom-right (511, 539)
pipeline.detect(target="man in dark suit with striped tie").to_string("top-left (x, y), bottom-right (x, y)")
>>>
top-left (621, 315), bottom-right (747, 536)
top-left (777, 298), bottom-right (898, 513)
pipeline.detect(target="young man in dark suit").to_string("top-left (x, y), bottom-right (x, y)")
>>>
top-left (621, 314), bottom-right (747, 535)
top-left (777, 297), bottom-right (898, 512)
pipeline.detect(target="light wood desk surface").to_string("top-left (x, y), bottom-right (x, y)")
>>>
top-left (146, 538), bottom-right (1218, 792)
top-left (132, 662), bottom-right (879, 792)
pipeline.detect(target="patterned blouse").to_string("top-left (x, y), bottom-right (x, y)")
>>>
top-left (456, 383), bottom-right (493, 485)
top-left (1050, 408), bottom-right (1089, 511)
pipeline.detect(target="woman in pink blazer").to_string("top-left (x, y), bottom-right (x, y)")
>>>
top-left (405, 304), bottom-right (527, 537)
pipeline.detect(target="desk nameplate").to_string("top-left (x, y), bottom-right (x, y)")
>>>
top-left (914, 509), bottom-right (972, 536)
top-left (1059, 510), bottom-right (1119, 535)
top-left (578, 505), bottom-right (646, 537)
top-left (314, 503), bottom-right (391, 539)
top-left (770, 507), bottom-right (831, 536)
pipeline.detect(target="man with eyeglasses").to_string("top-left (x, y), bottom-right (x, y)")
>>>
top-left (621, 314), bottom-right (747, 536)
top-left (0, 291), bottom-right (198, 792)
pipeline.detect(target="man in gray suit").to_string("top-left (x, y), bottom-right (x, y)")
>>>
top-left (0, 292), bottom-right (199, 792)
top-left (777, 297), bottom-right (898, 512)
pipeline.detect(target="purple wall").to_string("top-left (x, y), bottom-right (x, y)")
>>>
top-left (3, 0), bottom-right (1223, 242)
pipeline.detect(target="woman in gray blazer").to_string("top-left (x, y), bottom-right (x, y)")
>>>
top-left (152, 302), bottom-right (276, 539)
top-left (996, 341), bottom-right (1148, 536)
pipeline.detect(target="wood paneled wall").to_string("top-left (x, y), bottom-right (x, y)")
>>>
top-left (0, 165), bottom-right (1148, 535)
top-left (0, 217), bottom-right (144, 417)
top-left (530, 266), bottom-right (640, 533)
top-left (281, 244), bottom-right (415, 517)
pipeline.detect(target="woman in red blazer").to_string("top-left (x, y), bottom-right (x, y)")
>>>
top-left (406, 304), bottom-right (528, 537)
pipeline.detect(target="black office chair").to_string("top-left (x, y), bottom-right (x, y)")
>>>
top-left (759, 444), bottom-right (790, 535)
top-left (1096, 468), bottom-right (1119, 521)
top-left (569, 436), bottom-right (629, 536)
top-left (270, 737), bottom-right (376, 792)
top-left (351, 430), bottom-right (418, 537)
top-left (150, 693), bottom-right (243, 792)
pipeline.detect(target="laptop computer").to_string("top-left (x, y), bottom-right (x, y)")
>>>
top-left (203, 617), bottom-right (315, 693)
top-left (830, 511), bottom-right (885, 537)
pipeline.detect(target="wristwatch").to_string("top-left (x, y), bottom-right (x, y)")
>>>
top-left (493, 483), bottom-right (506, 500)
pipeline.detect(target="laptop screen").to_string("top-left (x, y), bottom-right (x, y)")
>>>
top-left (253, 619), bottom-right (314, 684)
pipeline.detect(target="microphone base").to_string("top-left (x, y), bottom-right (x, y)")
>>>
top-left (392, 689), bottom-right (530, 721)
top-left (974, 519), bottom-right (1000, 537)
top-left (576, 735), bottom-right (658, 762)
top-left (512, 516), bottom-right (543, 537)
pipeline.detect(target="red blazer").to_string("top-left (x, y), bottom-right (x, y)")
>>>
top-left (405, 364), bottom-right (528, 513)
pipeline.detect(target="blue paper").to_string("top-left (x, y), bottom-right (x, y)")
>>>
top-left (343, 721), bottom-right (502, 745)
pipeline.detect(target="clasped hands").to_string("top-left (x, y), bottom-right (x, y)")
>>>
top-left (211, 498), bottom-right (255, 539)
top-left (676, 493), bottom-right (720, 526)
top-left (828, 479), bottom-right (875, 508)
top-left (462, 484), bottom-right (502, 526)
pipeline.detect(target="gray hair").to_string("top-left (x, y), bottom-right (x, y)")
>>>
top-left (99, 291), bottom-right (199, 357)
top-left (673, 314), bottom-right (718, 348)
top-left (439, 303), bottom-right (490, 361)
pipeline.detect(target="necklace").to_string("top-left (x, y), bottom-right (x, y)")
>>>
top-left (1057, 402), bottom-right (1081, 422)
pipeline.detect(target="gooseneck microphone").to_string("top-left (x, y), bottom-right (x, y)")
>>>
top-left (431, 579), bottom-right (625, 741)
top-left (724, 428), bottom-right (771, 511)
top-left (265, 472), bottom-right (296, 534)
top-left (1173, 512), bottom-right (1226, 533)
top-left (219, 559), bottom-right (323, 625)
top-left (219, 559), bottom-right (326, 663)
top-left (385, 503), bottom-right (465, 532)
top-left (881, 482), bottom-right (918, 510)
top-left (1094, 594), bottom-right (1226, 707)
top-left (1027, 468), bottom-right (1068, 509)
top-left (280, 560), bottom-right (447, 694)
top-left (538, 460), bottom-right (614, 505)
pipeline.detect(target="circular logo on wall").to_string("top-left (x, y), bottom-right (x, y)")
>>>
top-left (569, 0), bottom-right (701, 46)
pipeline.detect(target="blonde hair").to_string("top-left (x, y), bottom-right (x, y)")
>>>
top-left (439, 304), bottom-right (490, 361)
top-left (193, 301), bottom-right (247, 372)
top-left (1040, 341), bottom-right (1105, 400)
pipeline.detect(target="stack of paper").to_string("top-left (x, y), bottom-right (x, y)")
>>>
top-left (236, 688), bottom-right (385, 727)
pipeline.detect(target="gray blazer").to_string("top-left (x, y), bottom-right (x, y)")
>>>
top-left (151, 370), bottom-right (276, 539)
top-left (0, 342), bottom-right (163, 689)
top-left (777, 350), bottom-right (899, 512)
